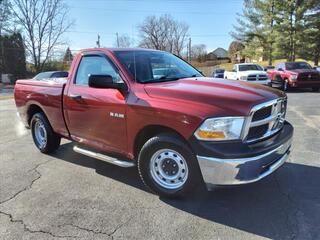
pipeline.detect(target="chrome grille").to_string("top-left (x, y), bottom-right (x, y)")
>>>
top-left (247, 74), bottom-right (269, 81)
top-left (298, 72), bottom-right (319, 81)
top-left (243, 98), bottom-right (287, 142)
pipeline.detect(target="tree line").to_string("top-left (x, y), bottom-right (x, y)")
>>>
top-left (3, 0), bottom-right (320, 78)
top-left (232, 0), bottom-right (320, 65)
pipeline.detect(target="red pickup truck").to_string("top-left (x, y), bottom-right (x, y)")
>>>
top-left (267, 61), bottom-right (320, 91)
top-left (14, 48), bottom-right (293, 197)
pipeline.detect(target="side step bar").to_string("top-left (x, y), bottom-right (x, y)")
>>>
top-left (73, 146), bottom-right (135, 168)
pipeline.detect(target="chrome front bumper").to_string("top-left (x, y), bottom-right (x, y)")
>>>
top-left (197, 137), bottom-right (292, 189)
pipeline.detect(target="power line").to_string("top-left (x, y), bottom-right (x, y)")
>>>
top-left (69, 0), bottom-right (243, 2)
top-left (66, 30), bottom-right (229, 38)
top-left (68, 6), bottom-right (236, 15)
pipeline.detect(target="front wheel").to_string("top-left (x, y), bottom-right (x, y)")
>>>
top-left (31, 112), bottom-right (61, 153)
top-left (137, 134), bottom-right (202, 198)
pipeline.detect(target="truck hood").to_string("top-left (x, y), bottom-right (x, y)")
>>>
top-left (144, 77), bottom-right (285, 116)
top-left (238, 70), bottom-right (267, 77)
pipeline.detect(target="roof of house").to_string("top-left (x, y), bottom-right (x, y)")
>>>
top-left (210, 47), bottom-right (228, 58)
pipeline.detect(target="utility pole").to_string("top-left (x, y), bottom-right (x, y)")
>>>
top-left (116, 32), bottom-right (119, 47)
top-left (188, 37), bottom-right (192, 62)
top-left (96, 34), bottom-right (101, 48)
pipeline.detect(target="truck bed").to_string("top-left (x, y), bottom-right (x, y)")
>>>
top-left (14, 78), bottom-right (69, 137)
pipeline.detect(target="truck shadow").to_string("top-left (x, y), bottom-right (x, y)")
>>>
top-left (52, 142), bottom-right (320, 240)
top-left (285, 88), bottom-right (320, 93)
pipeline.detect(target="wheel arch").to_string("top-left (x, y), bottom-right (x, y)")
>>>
top-left (27, 104), bottom-right (46, 125)
top-left (133, 125), bottom-right (191, 159)
top-left (275, 74), bottom-right (283, 80)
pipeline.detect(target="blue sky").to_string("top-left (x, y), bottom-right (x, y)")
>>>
top-left (65, 0), bottom-right (244, 53)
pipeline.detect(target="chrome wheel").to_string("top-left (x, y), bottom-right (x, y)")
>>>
top-left (34, 119), bottom-right (47, 149)
top-left (149, 149), bottom-right (189, 190)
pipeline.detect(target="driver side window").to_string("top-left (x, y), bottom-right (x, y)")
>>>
top-left (75, 56), bottom-right (122, 85)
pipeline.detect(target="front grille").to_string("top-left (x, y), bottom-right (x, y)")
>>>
top-left (244, 98), bottom-right (287, 142)
top-left (252, 106), bottom-right (272, 121)
top-left (247, 74), bottom-right (269, 81)
top-left (298, 73), bottom-right (319, 81)
top-left (247, 124), bottom-right (269, 139)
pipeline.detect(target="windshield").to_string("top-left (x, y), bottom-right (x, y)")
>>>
top-left (238, 64), bottom-right (263, 71)
top-left (285, 62), bottom-right (311, 70)
top-left (114, 50), bottom-right (203, 83)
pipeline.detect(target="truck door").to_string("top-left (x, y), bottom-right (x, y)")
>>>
top-left (64, 53), bottom-right (128, 155)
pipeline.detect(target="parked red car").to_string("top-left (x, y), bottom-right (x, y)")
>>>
top-left (267, 61), bottom-right (320, 91)
top-left (14, 48), bottom-right (293, 197)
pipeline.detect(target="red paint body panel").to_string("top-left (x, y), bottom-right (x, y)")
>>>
top-left (14, 48), bottom-right (285, 160)
top-left (14, 80), bottom-right (69, 138)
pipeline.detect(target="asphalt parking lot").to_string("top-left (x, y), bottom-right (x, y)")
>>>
top-left (1, 90), bottom-right (319, 240)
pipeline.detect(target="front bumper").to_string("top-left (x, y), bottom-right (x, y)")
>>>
top-left (291, 80), bottom-right (320, 88)
top-left (252, 80), bottom-right (271, 85)
top-left (192, 121), bottom-right (293, 189)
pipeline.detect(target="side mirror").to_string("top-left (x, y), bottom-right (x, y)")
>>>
top-left (88, 74), bottom-right (127, 91)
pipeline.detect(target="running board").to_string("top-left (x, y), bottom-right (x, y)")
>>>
top-left (73, 146), bottom-right (135, 168)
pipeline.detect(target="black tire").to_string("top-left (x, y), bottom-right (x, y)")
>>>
top-left (137, 133), bottom-right (202, 198)
top-left (312, 87), bottom-right (319, 92)
top-left (30, 112), bottom-right (61, 153)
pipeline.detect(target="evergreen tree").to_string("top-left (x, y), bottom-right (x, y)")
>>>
top-left (232, 0), bottom-right (317, 64)
top-left (231, 0), bottom-right (279, 65)
top-left (274, 0), bottom-right (308, 61)
top-left (0, 32), bottom-right (26, 79)
top-left (63, 47), bottom-right (73, 63)
top-left (299, 0), bottom-right (320, 65)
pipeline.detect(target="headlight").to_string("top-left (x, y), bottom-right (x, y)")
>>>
top-left (240, 76), bottom-right (247, 80)
top-left (290, 74), bottom-right (297, 80)
top-left (194, 117), bottom-right (245, 141)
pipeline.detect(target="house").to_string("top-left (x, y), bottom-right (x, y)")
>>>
top-left (207, 47), bottom-right (230, 61)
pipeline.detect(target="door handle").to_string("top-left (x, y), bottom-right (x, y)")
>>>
top-left (69, 93), bottom-right (82, 100)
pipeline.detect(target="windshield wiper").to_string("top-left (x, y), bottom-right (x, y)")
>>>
top-left (179, 74), bottom-right (198, 79)
top-left (158, 75), bottom-right (180, 80)
top-left (141, 75), bottom-right (199, 84)
top-left (142, 77), bottom-right (180, 84)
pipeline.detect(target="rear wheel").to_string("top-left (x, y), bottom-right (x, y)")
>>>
top-left (31, 113), bottom-right (61, 153)
top-left (312, 87), bottom-right (319, 92)
top-left (137, 133), bottom-right (202, 198)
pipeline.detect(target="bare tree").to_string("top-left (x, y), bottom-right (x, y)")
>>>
top-left (138, 14), bottom-right (189, 56)
top-left (191, 44), bottom-right (207, 61)
top-left (10, 0), bottom-right (72, 72)
top-left (114, 34), bottom-right (132, 48)
top-left (0, 0), bottom-right (15, 35)
top-left (172, 22), bottom-right (189, 56)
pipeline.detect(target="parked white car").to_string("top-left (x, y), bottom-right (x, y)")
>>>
top-left (224, 63), bottom-right (271, 85)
